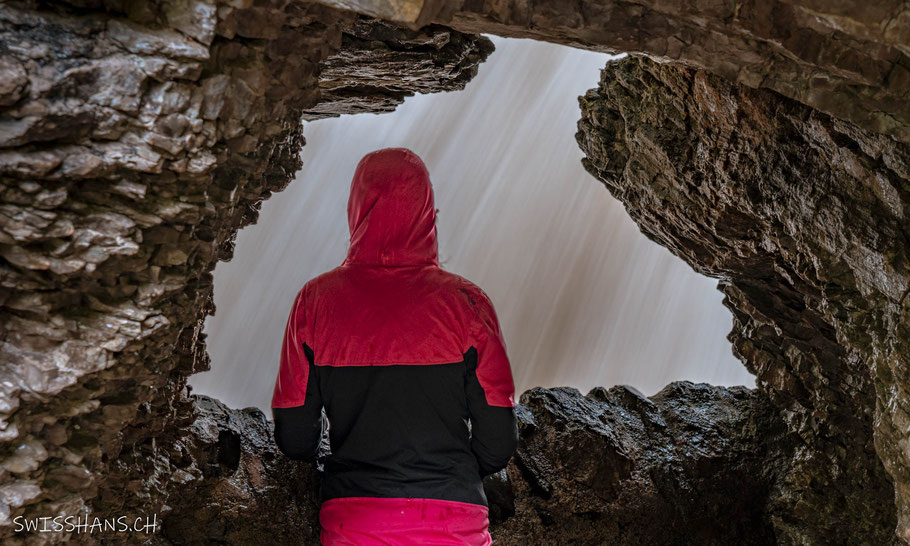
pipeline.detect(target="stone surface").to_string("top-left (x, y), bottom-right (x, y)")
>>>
top-left (577, 55), bottom-right (907, 543)
top-left (4, 0), bottom-right (910, 543)
top-left (313, 0), bottom-right (910, 144)
top-left (161, 384), bottom-right (790, 545)
top-left (303, 15), bottom-right (494, 119)
top-left (0, 0), bottom-right (345, 540)
top-left (490, 382), bottom-right (791, 545)
top-left (157, 395), bottom-right (324, 545)
top-left (0, 0), bottom-right (490, 542)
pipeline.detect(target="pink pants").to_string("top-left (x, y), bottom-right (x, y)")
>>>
top-left (319, 497), bottom-right (493, 545)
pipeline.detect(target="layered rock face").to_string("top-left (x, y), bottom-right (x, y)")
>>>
top-left (156, 395), bottom-right (325, 545)
top-left (303, 15), bottom-right (494, 119)
top-left (315, 0), bottom-right (910, 144)
top-left (160, 383), bottom-right (790, 545)
top-left (4, 0), bottom-right (909, 544)
top-left (577, 56), bottom-right (909, 543)
top-left (491, 383), bottom-right (791, 545)
top-left (0, 1), bottom-right (344, 538)
top-left (0, 0), bottom-right (490, 541)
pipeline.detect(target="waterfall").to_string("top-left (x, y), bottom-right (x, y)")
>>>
top-left (190, 36), bottom-right (755, 412)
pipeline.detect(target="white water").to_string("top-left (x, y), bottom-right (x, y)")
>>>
top-left (189, 36), bottom-right (756, 413)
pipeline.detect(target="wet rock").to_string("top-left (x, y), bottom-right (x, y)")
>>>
top-left (0, 482), bottom-right (41, 510)
top-left (0, 57), bottom-right (28, 107)
top-left (0, 0), bottom-right (348, 539)
top-left (490, 383), bottom-right (789, 545)
top-left (577, 55), bottom-right (906, 543)
top-left (159, 384), bottom-right (788, 545)
top-left (2, 439), bottom-right (48, 475)
top-left (304, 15), bottom-right (495, 119)
top-left (315, 0), bottom-right (910, 143)
top-left (158, 395), bottom-right (323, 545)
top-left (0, 0), bottom-right (492, 542)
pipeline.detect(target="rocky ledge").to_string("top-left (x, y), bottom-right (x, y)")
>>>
top-left (314, 0), bottom-right (910, 143)
top-left (304, 15), bottom-right (494, 119)
top-left (161, 382), bottom-right (788, 545)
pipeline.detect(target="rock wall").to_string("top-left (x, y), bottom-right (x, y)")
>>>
top-left (577, 55), bottom-right (908, 543)
top-left (160, 383), bottom-right (790, 545)
top-left (491, 382), bottom-right (791, 545)
top-left (303, 15), bottom-right (493, 119)
top-left (0, 1), bottom-right (490, 541)
top-left (0, 1), bottom-right (343, 538)
top-left (314, 0), bottom-right (910, 144)
top-left (4, 0), bottom-right (909, 544)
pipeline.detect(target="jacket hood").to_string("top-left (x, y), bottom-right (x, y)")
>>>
top-left (344, 148), bottom-right (439, 266)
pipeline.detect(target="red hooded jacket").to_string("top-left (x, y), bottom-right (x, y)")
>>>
top-left (271, 148), bottom-right (518, 545)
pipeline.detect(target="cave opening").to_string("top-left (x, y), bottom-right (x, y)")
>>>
top-left (3, 0), bottom-right (909, 543)
top-left (188, 35), bottom-right (756, 414)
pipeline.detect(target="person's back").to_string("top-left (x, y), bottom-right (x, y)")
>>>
top-left (270, 147), bottom-right (519, 545)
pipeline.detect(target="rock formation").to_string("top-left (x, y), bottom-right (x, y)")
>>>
top-left (161, 382), bottom-right (790, 545)
top-left (303, 15), bottom-right (493, 119)
top-left (0, 0), bottom-right (342, 538)
top-left (314, 0), bottom-right (910, 144)
top-left (157, 395), bottom-right (325, 545)
top-left (0, 1), bottom-right (489, 541)
top-left (577, 55), bottom-right (908, 543)
top-left (491, 382), bottom-right (792, 545)
top-left (3, 0), bottom-right (910, 544)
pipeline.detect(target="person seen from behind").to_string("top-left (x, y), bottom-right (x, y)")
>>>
top-left (270, 147), bottom-right (519, 545)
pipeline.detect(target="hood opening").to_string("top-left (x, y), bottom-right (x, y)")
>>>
top-left (344, 148), bottom-right (439, 266)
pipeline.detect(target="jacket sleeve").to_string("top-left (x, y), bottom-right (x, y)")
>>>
top-left (463, 286), bottom-right (519, 477)
top-left (271, 285), bottom-right (326, 462)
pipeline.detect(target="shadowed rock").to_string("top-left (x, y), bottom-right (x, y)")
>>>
top-left (577, 55), bottom-right (906, 543)
top-left (303, 15), bottom-right (495, 119)
top-left (490, 383), bottom-right (789, 545)
top-left (0, 0), bottom-right (490, 540)
top-left (159, 395), bottom-right (323, 545)
top-left (311, 0), bottom-right (910, 144)
top-left (161, 384), bottom-right (788, 545)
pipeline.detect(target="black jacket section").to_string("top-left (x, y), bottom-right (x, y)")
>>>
top-left (272, 344), bottom-right (326, 462)
top-left (315, 349), bottom-right (517, 507)
top-left (464, 347), bottom-right (519, 477)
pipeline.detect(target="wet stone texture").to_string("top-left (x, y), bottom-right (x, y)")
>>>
top-left (365, 0), bottom-right (910, 144)
top-left (158, 383), bottom-right (791, 545)
top-left (577, 55), bottom-right (910, 543)
top-left (303, 15), bottom-right (494, 119)
top-left (3, 0), bottom-right (910, 544)
top-left (0, 0), bottom-right (490, 542)
top-left (157, 395), bottom-right (324, 545)
top-left (0, 0), bottom-right (346, 540)
top-left (489, 382), bottom-right (792, 545)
